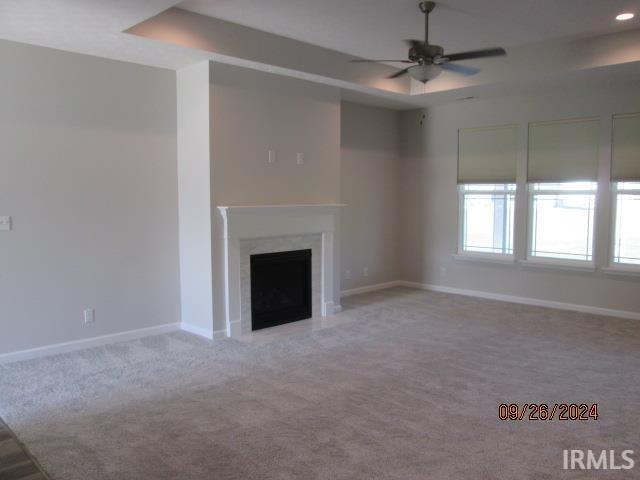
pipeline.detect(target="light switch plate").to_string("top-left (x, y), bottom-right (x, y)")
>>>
top-left (0, 216), bottom-right (11, 231)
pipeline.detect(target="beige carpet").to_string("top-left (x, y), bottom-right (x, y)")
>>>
top-left (1, 287), bottom-right (639, 479)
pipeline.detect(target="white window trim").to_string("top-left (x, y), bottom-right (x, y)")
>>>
top-left (526, 183), bottom-right (597, 266)
top-left (457, 184), bottom-right (515, 258)
top-left (609, 183), bottom-right (640, 271)
top-left (601, 265), bottom-right (640, 277)
top-left (452, 253), bottom-right (516, 265)
top-left (519, 258), bottom-right (596, 272)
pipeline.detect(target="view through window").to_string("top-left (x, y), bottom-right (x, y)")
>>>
top-left (613, 182), bottom-right (640, 265)
top-left (529, 182), bottom-right (596, 262)
top-left (460, 184), bottom-right (515, 255)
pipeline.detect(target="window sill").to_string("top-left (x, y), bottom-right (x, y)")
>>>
top-left (602, 266), bottom-right (640, 277)
top-left (519, 258), bottom-right (596, 272)
top-left (452, 253), bottom-right (516, 265)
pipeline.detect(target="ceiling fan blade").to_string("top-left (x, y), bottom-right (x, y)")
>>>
top-left (387, 67), bottom-right (411, 79)
top-left (444, 47), bottom-right (506, 62)
top-left (404, 39), bottom-right (424, 49)
top-left (349, 59), bottom-right (414, 63)
top-left (441, 62), bottom-right (479, 76)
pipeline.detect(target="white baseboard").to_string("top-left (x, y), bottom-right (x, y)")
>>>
top-left (399, 281), bottom-right (640, 321)
top-left (227, 320), bottom-right (242, 338)
top-left (5, 280), bottom-right (634, 364)
top-left (214, 327), bottom-right (228, 338)
top-left (340, 280), bottom-right (403, 297)
top-left (0, 323), bottom-right (181, 364)
top-left (322, 301), bottom-right (344, 315)
top-left (180, 323), bottom-right (215, 340)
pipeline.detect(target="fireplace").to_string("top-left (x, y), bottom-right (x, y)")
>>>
top-left (250, 249), bottom-right (312, 330)
top-left (217, 204), bottom-right (343, 337)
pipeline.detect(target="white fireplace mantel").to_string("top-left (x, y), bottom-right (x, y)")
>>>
top-left (217, 204), bottom-right (345, 336)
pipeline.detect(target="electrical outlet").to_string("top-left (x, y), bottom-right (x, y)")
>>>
top-left (268, 150), bottom-right (276, 164)
top-left (363, 267), bottom-right (369, 277)
top-left (83, 308), bottom-right (95, 324)
top-left (0, 216), bottom-right (11, 231)
top-left (296, 152), bottom-right (304, 165)
top-left (345, 270), bottom-right (351, 280)
top-left (439, 266), bottom-right (447, 277)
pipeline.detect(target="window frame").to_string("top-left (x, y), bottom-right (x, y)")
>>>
top-left (457, 183), bottom-right (516, 260)
top-left (609, 182), bottom-right (640, 270)
top-left (526, 182), bottom-right (597, 266)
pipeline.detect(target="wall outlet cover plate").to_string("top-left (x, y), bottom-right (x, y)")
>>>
top-left (0, 216), bottom-right (11, 231)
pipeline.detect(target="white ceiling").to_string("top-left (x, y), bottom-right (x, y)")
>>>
top-left (0, 1), bottom-right (207, 70)
top-left (180, 0), bottom-right (640, 59)
top-left (1, 0), bottom-right (640, 109)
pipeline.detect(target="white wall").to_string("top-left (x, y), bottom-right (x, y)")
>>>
top-left (340, 102), bottom-right (400, 291)
top-left (177, 62), bottom-right (214, 337)
top-left (0, 40), bottom-right (180, 355)
top-left (399, 84), bottom-right (640, 314)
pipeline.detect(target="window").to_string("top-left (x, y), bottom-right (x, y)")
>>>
top-left (457, 124), bottom-right (517, 258)
top-left (611, 113), bottom-right (640, 268)
top-left (459, 184), bottom-right (515, 256)
top-left (612, 182), bottom-right (640, 266)
top-left (529, 182), bottom-right (597, 262)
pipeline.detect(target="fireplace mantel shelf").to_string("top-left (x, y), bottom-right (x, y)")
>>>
top-left (218, 204), bottom-right (346, 215)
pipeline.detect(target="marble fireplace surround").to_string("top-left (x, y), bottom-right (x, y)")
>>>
top-left (217, 205), bottom-right (344, 337)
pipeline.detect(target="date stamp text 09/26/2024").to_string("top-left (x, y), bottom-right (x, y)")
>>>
top-left (498, 403), bottom-right (599, 421)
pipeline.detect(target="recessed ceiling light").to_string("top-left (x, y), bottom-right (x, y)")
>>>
top-left (616, 12), bottom-right (634, 21)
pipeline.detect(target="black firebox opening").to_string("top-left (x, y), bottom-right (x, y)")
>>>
top-left (250, 249), bottom-right (312, 331)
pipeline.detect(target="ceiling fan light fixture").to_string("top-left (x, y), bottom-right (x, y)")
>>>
top-left (616, 12), bottom-right (634, 21)
top-left (408, 63), bottom-right (442, 83)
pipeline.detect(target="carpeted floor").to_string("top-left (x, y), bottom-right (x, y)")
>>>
top-left (1, 287), bottom-right (639, 479)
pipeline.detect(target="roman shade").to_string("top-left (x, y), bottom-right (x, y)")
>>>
top-left (527, 117), bottom-right (599, 183)
top-left (457, 124), bottom-right (518, 184)
top-left (612, 112), bottom-right (640, 182)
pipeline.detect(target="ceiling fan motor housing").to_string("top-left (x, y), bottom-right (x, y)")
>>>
top-left (409, 43), bottom-right (444, 64)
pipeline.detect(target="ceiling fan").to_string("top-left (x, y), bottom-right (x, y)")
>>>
top-left (351, 1), bottom-right (506, 83)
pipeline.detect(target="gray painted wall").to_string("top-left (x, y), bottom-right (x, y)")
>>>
top-left (0, 40), bottom-right (180, 354)
top-left (209, 62), bottom-right (341, 206)
top-left (5, 38), bottom-right (636, 356)
top-left (209, 62), bottom-right (342, 331)
top-left (340, 102), bottom-right (400, 291)
top-left (399, 84), bottom-right (640, 313)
